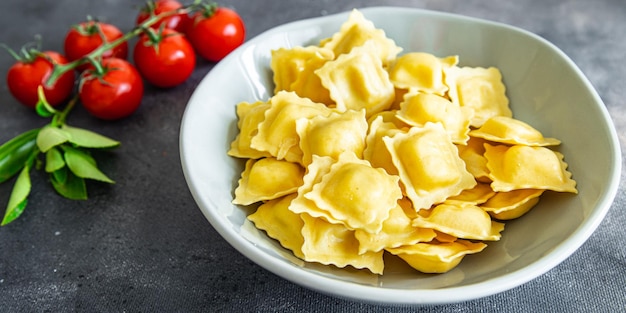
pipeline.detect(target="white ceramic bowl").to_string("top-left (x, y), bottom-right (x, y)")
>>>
top-left (179, 7), bottom-right (621, 305)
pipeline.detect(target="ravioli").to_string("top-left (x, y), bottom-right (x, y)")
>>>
top-left (396, 91), bottom-right (473, 144)
top-left (304, 152), bottom-right (402, 234)
top-left (300, 213), bottom-right (384, 274)
top-left (363, 115), bottom-right (405, 176)
top-left (484, 144), bottom-right (577, 193)
top-left (297, 109), bottom-right (368, 166)
top-left (316, 41), bottom-right (395, 117)
top-left (386, 240), bottom-right (486, 273)
top-left (388, 52), bottom-right (458, 95)
top-left (321, 9), bottom-right (402, 66)
top-left (228, 100), bottom-right (272, 159)
top-left (248, 194), bottom-right (305, 259)
top-left (412, 203), bottom-right (505, 241)
top-left (355, 201), bottom-right (437, 254)
top-left (384, 122), bottom-right (476, 210)
top-left (233, 157), bottom-right (305, 205)
top-left (251, 91), bottom-right (333, 164)
top-left (470, 116), bottom-right (561, 146)
top-left (445, 66), bottom-right (512, 127)
top-left (481, 189), bottom-right (544, 220)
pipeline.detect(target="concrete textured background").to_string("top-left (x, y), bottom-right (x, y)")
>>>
top-left (0, 0), bottom-right (624, 312)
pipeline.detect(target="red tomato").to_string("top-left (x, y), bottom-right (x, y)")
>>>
top-left (133, 28), bottom-right (196, 88)
top-left (187, 6), bottom-right (245, 62)
top-left (64, 21), bottom-right (128, 69)
top-left (79, 58), bottom-right (144, 120)
top-left (136, 0), bottom-right (190, 33)
top-left (6, 51), bottom-right (75, 108)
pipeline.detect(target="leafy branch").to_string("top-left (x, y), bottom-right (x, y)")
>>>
top-left (0, 1), bottom-right (213, 226)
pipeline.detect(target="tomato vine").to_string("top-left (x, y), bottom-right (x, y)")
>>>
top-left (0, 0), bottom-right (244, 225)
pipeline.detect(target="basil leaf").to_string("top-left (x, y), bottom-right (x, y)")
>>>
top-left (37, 125), bottom-right (70, 153)
top-left (62, 125), bottom-right (120, 149)
top-left (1, 165), bottom-right (32, 226)
top-left (45, 147), bottom-right (65, 173)
top-left (0, 131), bottom-right (39, 183)
top-left (63, 146), bottom-right (114, 183)
top-left (50, 168), bottom-right (87, 200)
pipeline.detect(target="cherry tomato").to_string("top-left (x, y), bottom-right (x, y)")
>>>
top-left (79, 58), bottom-right (144, 120)
top-left (133, 28), bottom-right (195, 88)
top-left (136, 0), bottom-right (190, 33)
top-left (187, 6), bottom-right (245, 62)
top-left (6, 51), bottom-right (75, 108)
top-left (64, 21), bottom-right (128, 71)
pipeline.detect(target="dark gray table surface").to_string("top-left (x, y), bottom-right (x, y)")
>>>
top-left (1, 0), bottom-right (624, 312)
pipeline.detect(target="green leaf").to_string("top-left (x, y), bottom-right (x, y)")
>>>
top-left (1, 165), bottom-right (32, 226)
top-left (45, 147), bottom-right (65, 173)
top-left (50, 167), bottom-right (87, 200)
top-left (34, 85), bottom-right (58, 118)
top-left (63, 146), bottom-right (114, 183)
top-left (0, 130), bottom-right (39, 183)
top-left (62, 125), bottom-right (120, 149)
top-left (37, 125), bottom-right (70, 152)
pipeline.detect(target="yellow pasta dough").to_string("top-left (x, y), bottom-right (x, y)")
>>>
top-left (300, 213), bottom-right (384, 274)
top-left (251, 91), bottom-right (333, 164)
top-left (484, 144), bottom-right (578, 193)
top-left (384, 122), bottom-right (476, 210)
top-left (316, 41), bottom-right (396, 117)
top-left (470, 116), bottom-right (561, 146)
top-left (228, 101), bottom-right (272, 159)
top-left (355, 201), bottom-right (436, 254)
top-left (296, 109), bottom-right (368, 166)
top-left (445, 66), bottom-right (512, 127)
top-left (396, 91), bottom-right (473, 144)
top-left (386, 240), bottom-right (487, 273)
top-left (481, 189), bottom-right (544, 220)
top-left (228, 9), bottom-right (578, 276)
top-left (233, 157), bottom-right (305, 205)
top-left (248, 194), bottom-right (305, 259)
top-left (388, 52), bottom-right (458, 95)
top-left (321, 9), bottom-right (402, 66)
top-left (412, 203), bottom-right (505, 241)
top-left (304, 152), bottom-right (402, 234)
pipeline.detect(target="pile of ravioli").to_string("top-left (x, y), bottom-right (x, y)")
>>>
top-left (228, 9), bottom-right (577, 275)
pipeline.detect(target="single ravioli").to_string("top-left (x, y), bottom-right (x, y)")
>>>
top-left (271, 46), bottom-right (334, 95)
top-left (484, 144), bottom-right (578, 193)
top-left (384, 122), bottom-right (476, 210)
top-left (481, 189), bottom-right (544, 220)
top-left (233, 157), bottom-right (305, 205)
top-left (469, 116), bottom-right (561, 146)
top-left (412, 203), bottom-right (504, 241)
top-left (251, 91), bottom-right (333, 164)
top-left (355, 200), bottom-right (437, 254)
top-left (248, 194), bottom-right (305, 259)
top-left (388, 52), bottom-right (458, 95)
top-left (228, 100), bottom-right (272, 159)
top-left (296, 109), bottom-right (368, 166)
top-left (363, 115), bottom-right (406, 176)
top-left (456, 136), bottom-right (491, 183)
top-left (445, 66), bottom-right (512, 127)
top-left (284, 46), bottom-right (335, 105)
top-left (300, 213), bottom-right (384, 275)
top-left (386, 239), bottom-right (486, 273)
top-left (396, 91), bottom-right (473, 144)
top-left (445, 182), bottom-right (496, 206)
top-left (304, 152), bottom-right (402, 234)
top-left (316, 41), bottom-right (395, 117)
top-left (289, 155), bottom-right (339, 224)
top-left (320, 9), bottom-right (402, 66)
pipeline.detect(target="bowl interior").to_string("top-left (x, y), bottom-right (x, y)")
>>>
top-left (179, 7), bottom-right (621, 304)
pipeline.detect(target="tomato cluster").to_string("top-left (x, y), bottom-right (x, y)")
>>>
top-left (5, 0), bottom-right (245, 120)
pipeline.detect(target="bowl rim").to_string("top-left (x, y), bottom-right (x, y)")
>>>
top-left (179, 6), bottom-right (622, 305)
